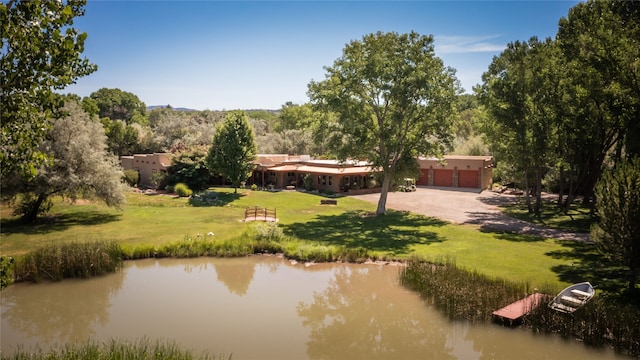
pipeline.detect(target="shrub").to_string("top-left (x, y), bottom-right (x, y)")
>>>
top-left (0, 256), bottom-right (14, 290)
top-left (303, 173), bottom-right (314, 191)
top-left (251, 183), bottom-right (258, 191)
top-left (123, 169), bottom-right (139, 187)
top-left (189, 190), bottom-right (220, 206)
top-left (150, 171), bottom-right (168, 190)
top-left (165, 184), bottom-right (175, 194)
top-left (174, 183), bottom-right (192, 197)
top-left (253, 222), bottom-right (284, 241)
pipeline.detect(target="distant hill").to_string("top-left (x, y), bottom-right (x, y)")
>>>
top-left (147, 106), bottom-right (279, 113)
top-left (147, 105), bottom-right (197, 112)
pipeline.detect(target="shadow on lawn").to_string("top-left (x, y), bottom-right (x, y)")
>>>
top-left (282, 210), bottom-right (447, 256)
top-left (188, 190), bottom-right (244, 207)
top-left (546, 240), bottom-right (629, 295)
top-left (1, 211), bottom-right (121, 235)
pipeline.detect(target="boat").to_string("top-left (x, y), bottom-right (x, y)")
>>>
top-left (548, 282), bottom-right (595, 313)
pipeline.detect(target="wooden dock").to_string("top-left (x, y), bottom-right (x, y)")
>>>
top-left (492, 293), bottom-right (546, 326)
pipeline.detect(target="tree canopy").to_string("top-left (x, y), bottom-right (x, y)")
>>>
top-left (89, 87), bottom-right (147, 125)
top-left (1, 0), bottom-right (96, 180)
top-left (308, 31), bottom-right (459, 215)
top-left (592, 157), bottom-right (640, 290)
top-left (206, 110), bottom-right (257, 194)
top-left (9, 101), bottom-right (126, 222)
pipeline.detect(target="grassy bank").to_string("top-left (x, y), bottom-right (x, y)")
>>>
top-left (0, 338), bottom-right (228, 360)
top-left (400, 258), bottom-right (640, 358)
top-left (0, 188), bottom-right (630, 290)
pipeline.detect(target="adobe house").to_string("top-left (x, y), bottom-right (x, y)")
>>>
top-left (251, 154), bottom-right (380, 194)
top-left (120, 153), bottom-right (171, 187)
top-left (416, 155), bottom-right (493, 190)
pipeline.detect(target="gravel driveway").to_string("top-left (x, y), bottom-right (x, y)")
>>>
top-left (351, 187), bottom-right (590, 242)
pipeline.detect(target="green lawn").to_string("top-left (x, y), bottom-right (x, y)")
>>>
top-left (0, 188), bottom-right (621, 291)
top-left (501, 198), bottom-right (595, 233)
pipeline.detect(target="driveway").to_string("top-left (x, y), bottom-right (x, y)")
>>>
top-left (351, 187), bottom-right (590, 242)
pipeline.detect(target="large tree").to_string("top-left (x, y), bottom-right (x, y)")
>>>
top-left (89, 87), bottom-right (147, 125)
top-left (1, 0), bottom-right (96, 180)
top-left (307, 31), bottom-right (459, 215)
top-left (206, 110), bottom-right (257, 194)
top-left (555, 0), bottom-right (640, 206)
top-left (591, 157), bottom-right (640, 290)
top-left (478, 37), bottom-right (560, 215)
top-left (8, 101), bottom-right (126, 223)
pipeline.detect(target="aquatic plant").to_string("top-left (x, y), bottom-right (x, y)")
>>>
top-left (14, 241), bottom-right (123, 282)
top-left (401, 257), bottom-right (640, 357)
top-left (0, 338), bottom-right (229, 360)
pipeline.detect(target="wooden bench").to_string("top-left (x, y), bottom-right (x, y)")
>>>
top-left (570, 289), bottom-right (591, 299)
top-left (561, 295), bottom-right (583, 307)
top-left (320, 199), bottom-right (338, 205)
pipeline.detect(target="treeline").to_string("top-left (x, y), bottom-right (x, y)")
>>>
top-left (477, 0), bottom-right (639, 215)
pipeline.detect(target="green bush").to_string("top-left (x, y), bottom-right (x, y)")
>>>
top-left (0, 256), bottom-right (14, 290)
top-left (123, 169), bottom-right (139, 187)
top-left (303, 173), bottom-right (314, 191)
top-left (150, 171), bottom-right (168, 190)
top-left (251, 183), bottom-right (258, 191)
top-left (174, 183), bottom-right (193, 197)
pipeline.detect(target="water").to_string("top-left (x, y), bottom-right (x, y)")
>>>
top-left (0, 256), bottom-right (626, 359)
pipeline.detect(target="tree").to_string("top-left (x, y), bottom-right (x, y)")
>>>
top-left (1, 0), bottom-right (97, 180)
top-left (206, 110), bottom-right (257, 194)
top-left (101, 118), bottom-right (140, 156)
top-left (168, 146), bottom-right (211, 192)
top-left (89, 87), bottom-right (147, 125)
top-left (307, 31), bottom-right (459, 215)
top-left (556, 0), bottom-right (640, 207)
top-left (8, 101), bottom-right (126, 222)
top-left (591, 157), bottom-right (640, 290)
top-left (478, 37), bottom-right (560, 215)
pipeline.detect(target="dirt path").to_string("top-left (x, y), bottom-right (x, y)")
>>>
top-left (351, 187), bottom-right (590, 242)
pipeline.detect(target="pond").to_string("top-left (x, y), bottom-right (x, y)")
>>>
top-left (0, 256), bottom-right (625, 359)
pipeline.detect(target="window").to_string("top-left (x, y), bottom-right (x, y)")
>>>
top-left (322, 176), bottom-right (326, 185)
top-left (329, 176), bottom-right (332, 186)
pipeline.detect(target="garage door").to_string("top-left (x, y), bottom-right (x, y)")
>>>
top-left (458, 170), bottom-right (480, 188)
top-left (416, 169), bottom-right (429, 186)
top-left (433, 169), bottom-right (453, 187)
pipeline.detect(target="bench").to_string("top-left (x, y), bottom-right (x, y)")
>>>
top-left (320, 199), bottom-right (338, 205)
top-left (561, 295), bottom-right (583, 307)
top-left (570, 289), bottom-right (591, 299)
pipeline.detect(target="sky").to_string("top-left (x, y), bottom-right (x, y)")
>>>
top-left (63, 0), bottom-right (582, 111)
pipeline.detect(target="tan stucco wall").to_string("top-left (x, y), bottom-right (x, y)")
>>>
top-left (120, 153), bottom-right (171, 187)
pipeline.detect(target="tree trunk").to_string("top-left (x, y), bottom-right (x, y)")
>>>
top-left (23, 193), bottom-right (48, 223)
top-left (524, 168), bottom-right (533, 213)
top-left (534, 167), bottom-right (542, 216)
top-left (376, 171), bottom-right (392, 215)
top-left (557, 166), bottom-right (564, 207)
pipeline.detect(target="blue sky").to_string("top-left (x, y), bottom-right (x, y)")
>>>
top-left (63, 0), bottom-right (581, 110)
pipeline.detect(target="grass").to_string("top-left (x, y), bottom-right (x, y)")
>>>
top-left (0, 338), bottom-right (229, 360)
top-left (0, 187), bottom-right (630, 291)
top-left (501, 197), bottom-right (595, 233)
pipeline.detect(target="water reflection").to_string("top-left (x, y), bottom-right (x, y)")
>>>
top-left (1, 268), bottom-right (125, 349)
top-left (213, 256), bottom-right (256, 296)
top-left (298, 266), bottom-right (455, 359)
top-left (0, 257), bottom-right (628, 360)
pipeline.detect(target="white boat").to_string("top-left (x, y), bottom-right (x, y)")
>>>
top-left (548, 282), bottom-right (595, 313)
